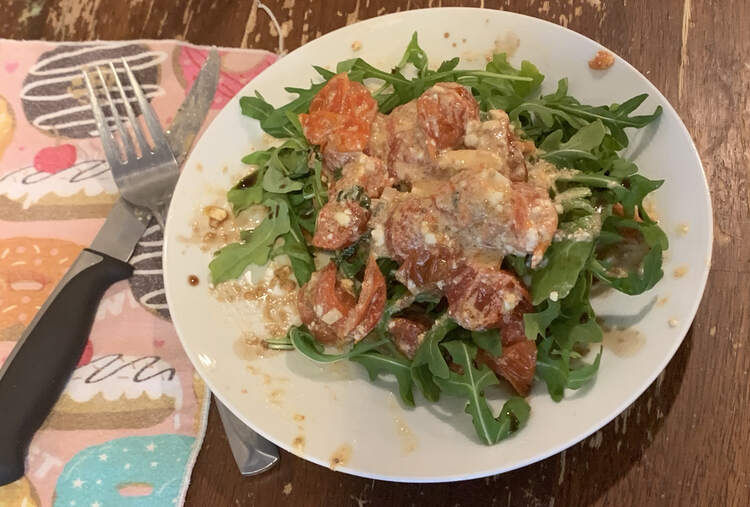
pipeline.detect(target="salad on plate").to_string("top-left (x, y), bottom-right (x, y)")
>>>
top-left (206, 34), bottom-right (666, 445)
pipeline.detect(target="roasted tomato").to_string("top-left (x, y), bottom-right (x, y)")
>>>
top-left (299, 73), bottom-right (378, 153)
top-left (444, 257), bottom-right (531, 332)
top-left (385, 197), bottom-right (458, 293)
top-left (297, 263), bottom-right (356, 344)
top-left (311, 200), bottom-right (370, 250)
top-left (510, 182), bottom-right (558, 267)
top-left (477, 340), bottom-right (537, 396)
top-left (344, 255), bottom-right (387, 342)
top-left (388, 316), bottom-right (431, 359)
top-left (334, 154), bottom-right (394, 198)
top-left (464, 109), bottom-right (529, 182)
top-left (417, 82), bottom-right (479, 152)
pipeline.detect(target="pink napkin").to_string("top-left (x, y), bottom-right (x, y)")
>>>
top-left (0, 39), bottom-right (276, 506)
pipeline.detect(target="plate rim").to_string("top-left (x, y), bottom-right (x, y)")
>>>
top-left (163, 6), bottom-right (714, 483)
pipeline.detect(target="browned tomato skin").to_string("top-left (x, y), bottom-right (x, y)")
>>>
top-left (417, 82), bottom-right (480, 153)
top-left (297, 263), bottom-right (356, 344)
top-left (444, 260), bottom-right (531, 333)
top-left (388, 316), bottom-right (431, 359)
top-left (299, 73), bottom-right (378, 153)
top-left (344, 255), bottom-right (387, 342)
top-left (477, 340), bottom-right (538, 396)
top-left (311, 200), bottom-right (370, 250)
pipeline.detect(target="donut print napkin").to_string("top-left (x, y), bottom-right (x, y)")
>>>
top-left (0, 39), bottom-right (276, 506)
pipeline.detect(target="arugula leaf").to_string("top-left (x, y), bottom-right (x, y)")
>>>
top-left (209, 200), bottom-right (290, 284)
top-left (435, 341), bottom-right (530, 445)
top-left (471, 329), bottom-right (502, 358)
top-left (523, 300), bottom-right (561, 340)
top-left (540, 120), bottom-right (606, 165)
top-left (227, 168), bottom-right (265, 214)
top-left (567, 348), bottom-right (603, 389)
top-left (530, 240), bottom-right (594, 304)
top-left (396, 32), bottom-right (429, 77)
top-left (614, 174), bottom-right (664, 223)
top-left (410, 364), bottom-right (441, 402)
top-left (351, 352), bottom-right (415, 407)
top-left (272, 215), bottom-right (315, 285)
top-left (263, 166), bottom-right (305, 193)
top-left (411, 314), bottom-right (457, 379)
top-left (289, 325), bottom-right (388, 363)
top-left (535, 336), bottom-right (568, 401)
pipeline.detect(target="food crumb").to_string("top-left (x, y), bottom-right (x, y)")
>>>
top-left (241, 388), bottom-right (248, 394)
top-left (677, 223), bottom-right (689, 235)
top-left (293, 414), bottom-right (305, 422)
top-left (292, 435), bottom-right (305, 451)
top-left (673, 265), bottom-right (688, 278)
top-left (452, 42), bottom-right (457, 48)
top-left (351, 40), bottom-right (362, 51)
top-left (589, 50), bottom-right (615, 70)
top-left (443, 32), bottom-right (450, 38)
top-left (709, 326), bottom-right (717, 336)
top-left (549, 291), bottom-right (559, 302)
top-left (668, 318), bottom-right (679, 328)
top-left (657, 297), bottom-right (669, 307)
top-left (196, 163), bottom-right (203, 172)
top-left (283, 483), bottom-right (292, 495)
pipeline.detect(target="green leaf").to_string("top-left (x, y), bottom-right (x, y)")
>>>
top-left (263, 166), bottom-right (305, 193)
top-left (434, 341), bottom-right (530, 445)
top-left (351, 352), bottom-right (415, 407)
top-left (531, 240), bottom-right (594, 305)
top-left (567, 348), bottom-right (602, 389)
top-left (410, 363), bottom-right (441, 402)
top-left (396, 32), bottom-right (429, 77)
top-left (411, 314), bottom-right (457, 379)
top-left (540, 120), bottom-right (606, 165)
top-left (209, 200), bottom-right (291, 284)
top-left (535, 336), bottom-right (568, 402)
top-left (523, 300), bottom-right (561, 340)
top-left (272, 213), bottom-right (314, 285)
top-left (615, 174), bottom-right (664, 222)
top-left (289, 325), bottom-right (388, 363)
top-left (227, 168), bottom-right (265, 214)
top-left (471, 329), bottom-right (502, 358)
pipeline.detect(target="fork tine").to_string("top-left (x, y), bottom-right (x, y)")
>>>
top-left (110, 62), bottom-right (151, 154)
top-left (121, 58), bottom-right (171, 152)
top-left (96, 66), bottom-right (137, 162)
top-left (82, 69), bottom-right (122, 165)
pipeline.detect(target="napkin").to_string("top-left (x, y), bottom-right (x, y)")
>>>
top-left (0, 39), bottom-right (276, 506)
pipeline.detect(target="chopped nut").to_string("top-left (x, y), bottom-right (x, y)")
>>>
top-left (351, 40), bottom-right (362, 51)
top-left (204, 206), bottom-right (228, 227)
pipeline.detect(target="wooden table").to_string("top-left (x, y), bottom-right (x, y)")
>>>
top-left (4, 0), bottom-right (747, 505)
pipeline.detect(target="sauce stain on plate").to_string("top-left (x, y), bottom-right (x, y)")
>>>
top-left (329, 444), bottom-right (352, 470)
top-left (603, 327), bottom-right (645, 357)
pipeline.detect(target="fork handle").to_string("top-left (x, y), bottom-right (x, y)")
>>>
top-left (0, 249), bottom-right (132, 486)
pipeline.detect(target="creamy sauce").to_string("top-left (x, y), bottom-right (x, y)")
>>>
top-left (603, 327), bottom-right (645, 357)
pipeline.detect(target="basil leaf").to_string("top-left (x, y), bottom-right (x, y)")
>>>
top-left (351, 352), bottom-right (415, 407)
top-left (471, 329), bottom-right (502, 358)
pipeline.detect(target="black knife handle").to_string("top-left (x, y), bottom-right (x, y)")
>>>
top-left (0, 248), bottom-right (132, 486)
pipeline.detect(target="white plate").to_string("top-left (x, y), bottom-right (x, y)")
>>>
top-left (164, 8), bottom-right (712, 482)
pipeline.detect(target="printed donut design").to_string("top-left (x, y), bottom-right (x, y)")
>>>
top-left (128, 221), bottom-right (170, 320)
top-left (0, 159), bottom-right (118, 220)
top-left (0, 94), bottom-right (15, 161)
top-left (53, 434), bottom-right (195, 506)
top-left (0, 237), bottom-right (82, 342)
top-left (21, 42), bottom-right (166, 139)
top-left (46, 354), bottom-right (183, 430)
top-left (174, 45), bottom-right (276, 110)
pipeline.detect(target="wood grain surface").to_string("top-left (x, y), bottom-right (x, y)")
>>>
top-left (3, 0), bottom-right (747, 505)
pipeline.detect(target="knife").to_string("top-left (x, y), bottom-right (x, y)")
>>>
top-left (0, 49), bottom-right (221, 486)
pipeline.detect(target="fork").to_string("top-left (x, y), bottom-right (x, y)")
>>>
top-left (82, 60), bottom-right (180, 228)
